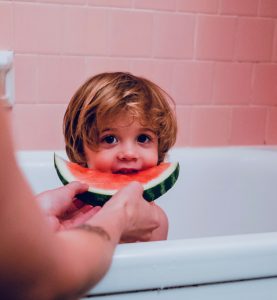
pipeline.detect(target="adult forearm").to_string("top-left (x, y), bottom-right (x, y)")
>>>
top-left (53, 232), bottom-right (117, 298)
top-left (2, 226), bottom-right (121, 300)
top-left (40, 210), bottom-right (125, 300)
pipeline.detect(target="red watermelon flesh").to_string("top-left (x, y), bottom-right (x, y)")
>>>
top-left (54, 153), bottom-right (179, 205)
top-left (67, 161), bottom-right (171, 190)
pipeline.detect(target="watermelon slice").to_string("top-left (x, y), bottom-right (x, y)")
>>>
top-left (54, 153), bottom-right (179, 206)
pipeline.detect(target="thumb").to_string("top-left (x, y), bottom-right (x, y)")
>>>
top-left (113, 181), bottom-right (144, 198)
top-left (63, 181), bottom-right (89, 199)
top-left (44, 181), bottom-right (89, 215)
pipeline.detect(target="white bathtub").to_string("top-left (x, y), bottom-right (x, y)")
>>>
top-left (17, 147), bottom-right (277, 299)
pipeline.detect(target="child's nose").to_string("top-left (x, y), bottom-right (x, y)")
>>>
top-left (117, 144), bottom-right (138, 161)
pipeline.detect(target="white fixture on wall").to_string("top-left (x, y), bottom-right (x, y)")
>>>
top-left (0, 51), bottom-right (14, 107)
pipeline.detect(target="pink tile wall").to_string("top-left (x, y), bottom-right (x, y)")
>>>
top-left (1, 0), bottom-right (276, 149)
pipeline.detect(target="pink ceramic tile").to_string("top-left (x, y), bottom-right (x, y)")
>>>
top-left (273, 24), bottom-right (277, 62)
top-left (235, 18), bottom-right (274, 61)
top-left (37, 56), bottom-right (64, 103)
top-left (38, 55), bottom-right (86, 104)
top-left (85, 58), bottom-right (111, 76)
top-left (190, 107), bottom-right (232, 146)
top-left (134, 0), bottom-right (176, 11)
top-left (153, 13), bottom-right (195, 59)
top-left (130, 60), bottom-right (156, 79)
top-left (230, 107), bottom-right (267, 145)
top-left (108, 11), bottom-right (153, 57)
top-left (0, 2), bottom-right (13, 49)
top-left (14, 3), bottom-right (38, 52)
top-left (266, 108), bottom-right (277, 144)
top-left (175, 105), bottom-right (191, 147)
top-left (59, 56), bottom-right (86, 104)
top-left (177, 0), bottom-right (218, 13)
top-left (61, 6), bottom-right (86, 55)
top-left (105, 59), bottom-right (130, 73)
top-left (14, 3), bottom-right (62, 53)
top-left (213, 62), bottom-right (252, 105)
top-left (85, 57), bottom-right (130, 78)
top-left (259, 0), bottom-right (277, 18)
top-left (14, 55), bottom-right (38, 104)
top-left (220, 0), bottom-right (259, 16)
top-left (41, 0), bottom-right (86, 4)
top-left (196, 15), bottom-right (236, 60)
top-left (12, 104), bottom-right (66, 150)
top-left (252, 64), bottom-right (277, 106)
top-left (88, 0), bottom-right (132, 7)
top-left (171, 61), bottom-right (214, 105)
top-left (62, 7), bottom-right (108, 55)
top-left (86, 9), bottom-right (108, 55)
top-left (130, 60), bottom-right (174, 95)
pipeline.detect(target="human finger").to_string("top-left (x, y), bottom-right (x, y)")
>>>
top-left (108, 181), bottom-right (144, 206)
top-left (63, 181), bottom-right (89, 199)
top-left (61, 206), bottom-right (101, 230)
top-left (49, 182), bottom-right (89, 215)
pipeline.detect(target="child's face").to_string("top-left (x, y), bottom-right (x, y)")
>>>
top-left (84, 114), bottom-right (158, 173)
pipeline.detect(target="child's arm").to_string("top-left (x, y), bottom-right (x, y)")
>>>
top-left (148, 204), bottom-right (169, 241)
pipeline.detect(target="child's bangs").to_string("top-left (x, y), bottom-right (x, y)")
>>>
top-left (96, 99), bottom-right (150, 128)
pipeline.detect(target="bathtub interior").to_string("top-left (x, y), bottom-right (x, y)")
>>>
top-left (17, 147), bottom-right (277, 240)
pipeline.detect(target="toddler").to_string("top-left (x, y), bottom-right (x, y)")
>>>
top-left (63, 72), bottom-right (177, 241)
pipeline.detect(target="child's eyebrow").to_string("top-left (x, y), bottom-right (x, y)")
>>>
top-left (100, 128), bottom-right (119, 133)
top-left (100, 127), bottom-right (156, 134)
top-left (138, 128), bottom-right (157, 136)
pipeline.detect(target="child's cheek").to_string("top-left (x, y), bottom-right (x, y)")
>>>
top-left (91, 151), bottom-right (114, 172)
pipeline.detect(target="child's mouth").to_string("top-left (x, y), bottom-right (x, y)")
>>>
top-left (114, 169), bottom-right (139, 175)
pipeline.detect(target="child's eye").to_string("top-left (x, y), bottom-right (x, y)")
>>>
top-left (137, 134), bottom-right (151, 144)
top-left (102, 135), bottom-right (118, 144)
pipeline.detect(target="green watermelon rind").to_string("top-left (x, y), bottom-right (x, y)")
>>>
top-left (54, 153), bottom-right (179, 207)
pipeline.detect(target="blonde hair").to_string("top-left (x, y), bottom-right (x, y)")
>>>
top-left (64, 72), bottom-right (177, 166)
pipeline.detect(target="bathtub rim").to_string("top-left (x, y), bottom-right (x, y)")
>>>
top-left (88, 231), bottom-right (277, 296)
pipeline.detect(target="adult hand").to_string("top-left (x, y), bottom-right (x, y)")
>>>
top-left (104, 181), bottom-right (161, 243)
top-left (37, 181), bottom-right (101, 231)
